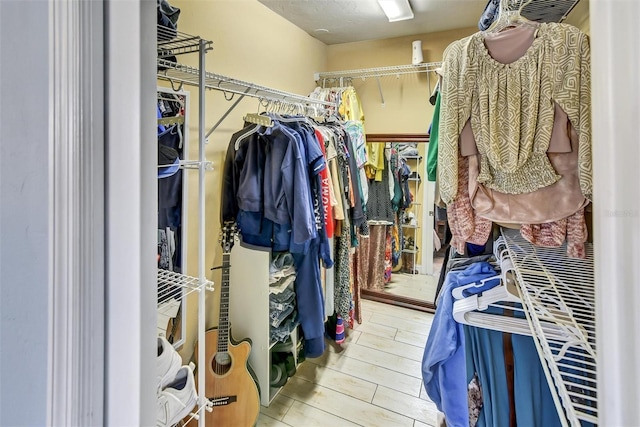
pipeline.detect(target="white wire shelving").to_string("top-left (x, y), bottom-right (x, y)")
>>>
top-left (156, 27), bottom-right (214, 427)
top-left (157, 59), bottom-right (336, 111)
top-left (157, 26), bottom-right (213, 58)
top-left (314, 62), bottom-right (442, 82)
top-left (501, 229), bottom-right (597, 427)
top-left (157, 268), bottom-right (215, 303)
top-left (314, 63), bottom-right (442, 108)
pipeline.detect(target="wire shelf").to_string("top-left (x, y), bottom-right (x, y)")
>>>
top-left (157, 25), bottom-right (212, 58)
top-left (157, 60), bottom-right (336, 111)
top-left (157, 269), bottom-right (215, 306)
top-left (501, 229), bottom-right (596, 426)
top-left (315, 62), bottom-right (442, 82)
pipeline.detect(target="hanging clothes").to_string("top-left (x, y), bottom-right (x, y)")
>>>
top-left (437, 23), bottom-right (592, 258)
top-left (221, 113), bottom-right (373, 355)
top-left (422, 262), bottom-right (500, 427)
top-left (366, 150), bottom-right (395, 225)
top-left (438, 23), bottom-right (592, 204)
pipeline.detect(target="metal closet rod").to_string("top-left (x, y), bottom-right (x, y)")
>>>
top-left (314, 62), bottom-right (442, 81)
top-left (158, 59), bottom-right (337, 138)
top-left (157, 59), bottom-right (335, 108)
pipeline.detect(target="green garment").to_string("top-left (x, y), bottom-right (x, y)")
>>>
top-left (427, 91), bottom-right (441, 182)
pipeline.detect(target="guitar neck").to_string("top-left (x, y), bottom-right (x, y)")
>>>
top-left (218, 252), bottom-right (231, 353)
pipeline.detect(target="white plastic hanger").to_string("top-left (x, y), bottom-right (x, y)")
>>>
top-left (484, 0), bottom-right (538, 35)
top-left (451, 235), bottom-right (587, 343)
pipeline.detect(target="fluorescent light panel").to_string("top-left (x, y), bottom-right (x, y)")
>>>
top-left (377, 0), bottom-right (414, 22)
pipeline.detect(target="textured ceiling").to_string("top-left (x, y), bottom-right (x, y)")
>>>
top-left (257, 0), bottom-right (583, 45)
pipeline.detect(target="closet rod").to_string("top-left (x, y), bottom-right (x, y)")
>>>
top-left (157, 59), bottom-right (336, 109)
top-left (314, 62), bottom-right (442, 82)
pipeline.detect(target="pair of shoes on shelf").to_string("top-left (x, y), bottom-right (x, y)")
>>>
top-left (405, 236), bottom-right (416, 250)
top-left (157, 335), bottom-right (198, 427)
top-left (270, 338), bottom-right (300, 388)
top-left (270, 352), bottom-right (296, 387)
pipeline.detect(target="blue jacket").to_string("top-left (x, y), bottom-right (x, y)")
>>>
top-left (422, 262), bottom-right (499, 427)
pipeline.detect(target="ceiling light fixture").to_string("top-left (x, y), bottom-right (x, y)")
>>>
top-left (377, 0), bottom-right (414, 22)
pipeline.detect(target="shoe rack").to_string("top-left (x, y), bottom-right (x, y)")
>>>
top-left (229, 242), bottom-right (302, 407)
top-left (400, 147), bottom-right (423, 275)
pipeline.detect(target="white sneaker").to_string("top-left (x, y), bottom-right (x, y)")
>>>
top-left (157, 335), bottom-right (182, 390)
top-left (156, 365), bottom-right (198, 427)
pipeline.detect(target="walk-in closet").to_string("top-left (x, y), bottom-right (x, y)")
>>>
top-left (2, 0), bottom-right (639, 426)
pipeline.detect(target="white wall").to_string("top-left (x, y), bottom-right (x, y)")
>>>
top-left (591, 0), bottom-right (640, 424)
top-left (0, 1), bottom-right (50, 425)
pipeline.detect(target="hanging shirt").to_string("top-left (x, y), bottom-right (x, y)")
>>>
top-left (427, 91), bottom-right (441, 182)
top-left (438, 23), bottom-right (592, 204)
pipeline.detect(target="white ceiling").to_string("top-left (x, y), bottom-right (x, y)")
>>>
top-left (257, 0), bottom-right (585, 45)
top-left (257, 0), bottom-right (489, 45)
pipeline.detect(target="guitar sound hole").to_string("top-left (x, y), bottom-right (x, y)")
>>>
top-left (212, 352), bottom-right (232, 375)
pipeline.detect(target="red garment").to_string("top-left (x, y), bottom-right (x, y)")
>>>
top-left (315, 129), bottom-right (334, 238)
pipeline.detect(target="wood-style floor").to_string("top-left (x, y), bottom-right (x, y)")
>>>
top-left (257, 300), bottom-right (438, 427)
top-left (384, 272), bottom-right (438, 303)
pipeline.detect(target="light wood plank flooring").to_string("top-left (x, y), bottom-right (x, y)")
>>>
top-left (258, 300), bottom-right (437, 427)
top-left (384, 273), bottom-right (438, 303)
top-left (384, 253), bottom-right (444, 303)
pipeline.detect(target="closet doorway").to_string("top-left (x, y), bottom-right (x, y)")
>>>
top-left (360, 134), bottom-right (438, 312)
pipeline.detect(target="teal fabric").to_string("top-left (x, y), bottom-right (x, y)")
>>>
top-left (465, 326), bottom-right (510, 427)
top-left (465, 310), bottom-right (566, 427)
top-left (427, 91), bottom-right (441, 182)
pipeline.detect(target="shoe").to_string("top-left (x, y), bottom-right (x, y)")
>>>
top-left (157, 335), bottom-right (182, 390)
top-left (282, 353), bottom-right (296, 377)
top-left (271, 338), bottom-right (294, 353)
top-left (335, 316), bottom-right (345, 344)
top-left (269, 360), bottom-right (288, 388)
top-left (157, 365), bottom-right (198, 427)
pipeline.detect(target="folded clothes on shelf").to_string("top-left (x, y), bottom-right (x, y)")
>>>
top-left (270, 287), bottom-right (296, 311)
top-left (269, 252), bottom-right (296, 284)
top-left (270, 313), bottom-right (299, 343)
top-left (269, 274), bottom-right (296, 294)
top-left (398, 143), bottom-right (419, 157)
top-left (270, 304), bottom-right (295, 328)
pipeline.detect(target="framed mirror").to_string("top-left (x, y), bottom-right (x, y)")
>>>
top-left (358, 133), bottom-right (447, 313)
top-left (157, 87), bottom-right (190, 349)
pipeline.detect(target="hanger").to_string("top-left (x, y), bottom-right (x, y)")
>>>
top-left (484, 0), bottom-right (538, 35)
top-left (451, 236), bottom-right (588, 343)
top-left (243, 112), bottom-right (273, 128)
top-left (233, 123), bottom-right (261, 150)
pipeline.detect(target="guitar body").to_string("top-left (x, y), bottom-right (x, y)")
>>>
top-left (185, 223), bottom-right (259, 426)
top-left (188, 328), bottom-right (260, 427)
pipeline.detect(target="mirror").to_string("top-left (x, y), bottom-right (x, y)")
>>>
top-left (157, 87), bottom-right (190, 349)
top-left (358, 133), bottom-right (446, 312)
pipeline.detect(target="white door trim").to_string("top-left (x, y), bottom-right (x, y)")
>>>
top-left (104, 0), bottom-right (157, 425)
top-left (48, 0), bottom-right (105, 424)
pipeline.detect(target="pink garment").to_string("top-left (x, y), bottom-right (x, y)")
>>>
top-left (520, 209), bottom-right (587, 259)
top-left (459, 26), bottom-right (589, 224)
top-left (449, 154), bottom-right (588, 259)
top-left (463, 107), bottom-right (589, 224)
top-left (446, 24), bottom-right (589, 259)
top-left (448, 155), bottom-right (492, 254)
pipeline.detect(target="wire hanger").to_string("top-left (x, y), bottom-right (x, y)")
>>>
top-left (484, 0), bottom-right (538, 35)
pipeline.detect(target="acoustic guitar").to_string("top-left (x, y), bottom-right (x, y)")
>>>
top-left (187, 223), bottom-right (260, 427)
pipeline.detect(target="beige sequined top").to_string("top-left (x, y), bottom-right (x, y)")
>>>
top-left (437, 23), bottom-right (592, 205)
